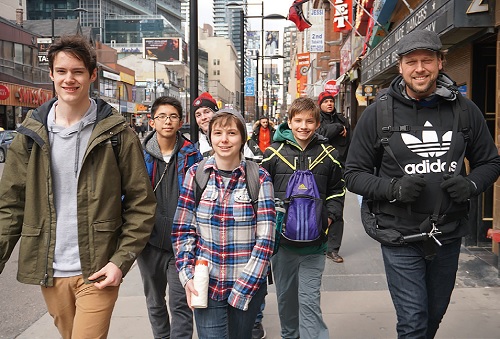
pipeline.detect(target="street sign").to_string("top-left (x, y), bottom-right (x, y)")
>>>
top-left (245, 77), bottom-right (255, 96)
top-left (324, 79), bottom-right (340, 96)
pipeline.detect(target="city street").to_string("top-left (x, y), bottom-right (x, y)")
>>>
top-left (1, 157), bottom-right (499, 338)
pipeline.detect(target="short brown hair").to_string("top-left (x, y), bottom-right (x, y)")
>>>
top-left (48, 35), bottom-right (97, 76)
top-left (209, 112), bottom-right (246, 152)
top-left (288, 97), bottom-right (320, 122)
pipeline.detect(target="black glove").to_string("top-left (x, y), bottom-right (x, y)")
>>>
top-left (387, 175), bottom-right (426, 203)
top-left (440, 174), bottom-right (477, 203)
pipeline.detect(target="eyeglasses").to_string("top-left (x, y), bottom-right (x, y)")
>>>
top-left (153, 114), bottom-right (180, 122)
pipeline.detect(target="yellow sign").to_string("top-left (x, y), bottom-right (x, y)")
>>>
top-left (263, 104), bottom-right (267, 111)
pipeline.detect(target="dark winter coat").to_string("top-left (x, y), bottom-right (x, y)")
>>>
top-left (316, 108), bottom-right (350, 163)
top-left (261, 123), bottom-right (346, 249)
top-left (345, 73), bottom-right (500, 240)
top-left (143, 131), bottom-right (202, 251)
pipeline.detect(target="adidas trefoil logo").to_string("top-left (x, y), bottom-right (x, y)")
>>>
top-left (401, 121), bottom-right (452, 158)
top-left (298, 183), bottom-right (308, 190)
top-left (401, 121), bottom-right (457, 174)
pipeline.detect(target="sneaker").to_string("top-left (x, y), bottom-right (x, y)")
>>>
top-left (252, 322), bottom-right (266, 339)
top-left (327, 251), bottom-right (344, 263)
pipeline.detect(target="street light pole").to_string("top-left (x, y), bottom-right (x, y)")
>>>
top-left (239, 9), bottom-right (245, 117)
top-left (227, 2), bottom-right (286, 121)
top-left (149, 56), bottom-right (158, 102)
top-left (255, 50), bottom-right (259, 121)
top-left (259, 0), bottom-right (264, 121)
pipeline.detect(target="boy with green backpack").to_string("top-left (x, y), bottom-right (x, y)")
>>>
top-left (261, 97), bottom-right (345, 339)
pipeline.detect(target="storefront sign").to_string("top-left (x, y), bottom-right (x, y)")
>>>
top-left (361, 0), bottom-right (494, 84)
top-left (37, 38), bottom-right (51, 66)
top-left (296, 53), bottom-right (310, 97)
top-left (0, 85), bottom-right (10, 100)
top-left (333, 0), bottom-right (352, 32)
top-left (0, 82), bottom-right (52, 107)
top-left (324, 80), bottom-right (339, 96)
top-left (309, 9), bottom-right (325, 53)
top-left (17, 87), bottom-right (52, 106)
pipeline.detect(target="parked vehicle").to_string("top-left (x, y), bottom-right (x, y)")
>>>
top-left (0, 130), bottom-right (17, 163)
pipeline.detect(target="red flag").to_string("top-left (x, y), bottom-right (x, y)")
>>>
top-left (288, 0), bottom-right (312, 32)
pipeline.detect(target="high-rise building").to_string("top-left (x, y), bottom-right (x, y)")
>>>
top-left (25, 0), bottom-right (185, 42)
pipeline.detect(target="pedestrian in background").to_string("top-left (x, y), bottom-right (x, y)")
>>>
top-left (261, 97), bottom-right (345, 339)
top-left (138, 96), bottom-right (202, 338)
top-left (345, 29), bottom-right (500, 338)
top-left (192, 92), bottom-right (219, 157)
top-left (172, 109), bottom-right (275, 339)
top-left (249, 115), bottom-right (276, 338)
top-left (251, 115), bottom-right (275, 154)
top-left (0, 35), bottom-right (156, 339)
top-left (316, 91), bottom-right (350, 263)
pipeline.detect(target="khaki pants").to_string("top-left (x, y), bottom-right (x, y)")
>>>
top-left (41, 275), bottom-right (119, 339)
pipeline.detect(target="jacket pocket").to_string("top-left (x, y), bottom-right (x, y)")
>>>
top-left (19, 223), bottom-right (43, 275)
top-left (91, 218), bottom-right (122, 267)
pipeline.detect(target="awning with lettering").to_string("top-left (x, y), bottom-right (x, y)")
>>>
top-left (361, 0), bottom-right (494, 85)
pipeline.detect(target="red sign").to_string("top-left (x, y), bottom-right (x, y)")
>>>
top-left (333, 0), bottom-right (352, 32)
top-left (324, 80), bottom-right (340, 96)
top-left (0, 84), bottom-right (10, 100)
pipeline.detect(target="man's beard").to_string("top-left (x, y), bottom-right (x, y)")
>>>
top-left (406, 75), bottom-right (437, 96)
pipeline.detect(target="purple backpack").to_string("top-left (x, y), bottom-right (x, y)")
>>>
top-left (282, 169), bottom-right (326, 244)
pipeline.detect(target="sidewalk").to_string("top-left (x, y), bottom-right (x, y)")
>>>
top-left (17, 192), bottom-right (500, 338)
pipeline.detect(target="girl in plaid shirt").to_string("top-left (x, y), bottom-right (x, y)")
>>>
top-left (172, 109), bottom-right (276, 339)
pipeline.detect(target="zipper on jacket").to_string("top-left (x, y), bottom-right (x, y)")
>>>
top-left (42, 155), bottom-right (52, 287)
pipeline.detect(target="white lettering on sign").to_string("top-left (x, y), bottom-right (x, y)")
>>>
top-left (333, 0), bottom-right (349, 30)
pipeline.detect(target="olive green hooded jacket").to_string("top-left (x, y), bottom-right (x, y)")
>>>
top-left (0, 98), bottom-right (156, 286)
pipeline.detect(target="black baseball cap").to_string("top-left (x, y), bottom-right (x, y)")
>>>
top-left (397, 30), bottom-right (442, 56)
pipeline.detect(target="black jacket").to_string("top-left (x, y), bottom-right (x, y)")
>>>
top-left (345, 74), bottom-right (500, 240)
top-left (261, 123), bottom-right (345, 247)
top-left (316, 108), bottom-right (350, 163)
top-left (143, 132), bottom-right (202, 251)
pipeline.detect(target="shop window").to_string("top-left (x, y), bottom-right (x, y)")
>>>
top-left (2, 41), bottom-right (13, 62)
top-left (24, 46), bottom-right (32, 66)
top-left (14, 43), bottom-right (22, 64)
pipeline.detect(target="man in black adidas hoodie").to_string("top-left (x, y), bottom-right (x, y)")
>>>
top-left (345, 30), bottom-right (500, 338)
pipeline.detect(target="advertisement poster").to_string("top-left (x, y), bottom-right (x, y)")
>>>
top-left (264, 31), bottom-right (279, 56)
top-left (144, 38), bottom-right (181, 62)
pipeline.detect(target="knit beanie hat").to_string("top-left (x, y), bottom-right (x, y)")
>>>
top-left (318, 91), bottom-right (335, 106)
top-left (208, 108), bottom-right (248, 142)
top-left (192, 92), bottom-right (219, 113)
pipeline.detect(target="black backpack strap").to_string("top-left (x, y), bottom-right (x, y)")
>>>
top-left (455, 94), bottom-right (470, 145)
top-left (111, 133), bottom-right (120, 164)
top-left (245, 161), bottom-right (261, 215)
top-left (376, 94), bottom-right (406, 174)
top-left (27, 137), bottom-right (34, 153)
top-left (194, 158), bottom-right (209, 207)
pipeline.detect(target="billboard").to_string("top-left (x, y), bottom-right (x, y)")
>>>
top-left (246, 31), bottom-right (260, 58)
top-left (264, 31), bottom-right (279, 56)
top-left (143, 38), bottom-right (184, 63)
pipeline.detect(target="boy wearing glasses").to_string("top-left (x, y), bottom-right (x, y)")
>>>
top-left (138, 96), bottom-right (203, 338)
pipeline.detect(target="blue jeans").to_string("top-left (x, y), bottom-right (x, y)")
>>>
top-left (381, 238), bottom-right (461, 339)
top-left (194, 282), bottom-right (267, 339)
